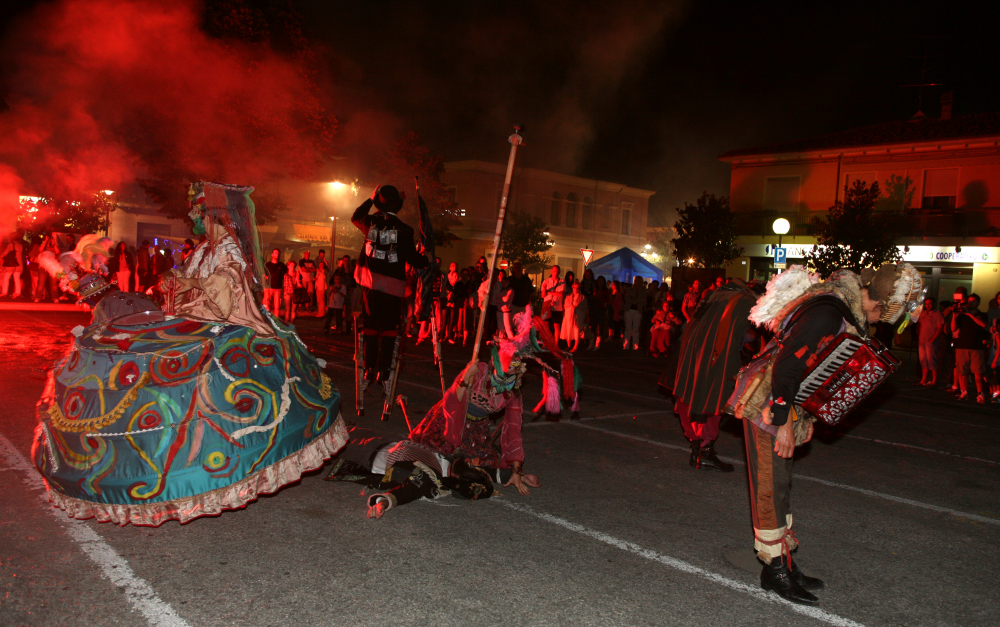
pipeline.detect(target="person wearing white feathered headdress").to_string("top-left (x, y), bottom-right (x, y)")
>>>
top-left (736, 262), bottom-right (922, 606)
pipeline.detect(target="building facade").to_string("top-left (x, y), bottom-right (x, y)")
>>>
top-left (719, 112), bottom-right (1000, 308)
top-left (441, 160), bottom-right (655, 280)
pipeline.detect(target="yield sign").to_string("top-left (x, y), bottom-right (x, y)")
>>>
top-left (581, 248), bottom-right (595, 265)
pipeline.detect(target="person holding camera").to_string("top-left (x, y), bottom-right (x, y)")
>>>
top-left (951, 293), bottom-right (989, 403)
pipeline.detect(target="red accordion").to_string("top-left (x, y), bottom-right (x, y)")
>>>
top-left (795, 333), bottom-right (900, 426)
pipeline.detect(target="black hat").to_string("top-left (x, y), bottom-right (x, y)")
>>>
top-left (374, 185), bottom-right (405, 213)
top-left (443, 459), bottom-right (495, 500)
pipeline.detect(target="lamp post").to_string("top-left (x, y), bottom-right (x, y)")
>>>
top-left (772, 217), bottom-right (790, 249)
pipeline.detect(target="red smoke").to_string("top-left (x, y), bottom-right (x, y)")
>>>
top-left (0, 0), bottom-right (335, 231)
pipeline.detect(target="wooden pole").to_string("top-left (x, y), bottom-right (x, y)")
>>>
top-left (470, 126), bottom-right (524, 365)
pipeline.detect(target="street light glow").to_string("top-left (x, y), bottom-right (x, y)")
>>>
top-left (644, 244), bottom-right (651, 250)
top-left (103, 190), bottom-right (114, 195)
top-left (772, 218), bottom-right (790, 235)
top-left (329, 181), bottom-right (346, 189)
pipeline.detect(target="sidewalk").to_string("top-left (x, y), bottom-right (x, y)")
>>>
top-left (0, 300), bottom-right (88, 312)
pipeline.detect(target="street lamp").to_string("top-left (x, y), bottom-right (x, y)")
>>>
top-left (772, 218), bottom-right (790, 249)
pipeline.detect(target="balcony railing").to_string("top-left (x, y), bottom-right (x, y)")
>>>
top-left (735, 211), bottom-right (806, 236)
top-left (735, 209), bottom-right (1000, 238)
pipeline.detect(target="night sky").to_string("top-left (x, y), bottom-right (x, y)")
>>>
top-left (3, 0), bottom-right (999, 224)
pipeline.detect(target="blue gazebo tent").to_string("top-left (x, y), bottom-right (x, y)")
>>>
top-left (586, 247), bottom-right (663, 284)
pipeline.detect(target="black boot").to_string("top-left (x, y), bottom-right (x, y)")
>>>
top-left (688, 439), bottom-right (700, 468)
top-left (790, 559), bottom-right (825, 590)
top-left (696, 442), bottom-right (734, 472)
top-left (760, 555), bottom-right (819, 605)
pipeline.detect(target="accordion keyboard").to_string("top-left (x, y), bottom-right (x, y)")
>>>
top-left (794, 336), bottom-right (864, 404)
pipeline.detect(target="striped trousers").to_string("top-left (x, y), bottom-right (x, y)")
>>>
top-left (743, 419), bottom-right (798, 561)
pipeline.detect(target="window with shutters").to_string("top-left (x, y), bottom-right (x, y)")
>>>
top-left (600, 205), bottom-right (611, 230)
top-left (582, 196), bottom-right (593, 230)
top-left (566, 193), bottom-right (578, 228)
top-left (621, 202), bottom-right (633, 236)
top-left (763, 176), bottom-right (800, 211)
top-left (550, 193), bottom-right (561, 226)
top-left (844, 172), bottom-right (877, 190)
top-left (922, 168), bottom-right (958, 210)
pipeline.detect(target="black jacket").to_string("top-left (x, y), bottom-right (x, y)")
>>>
top-left (672, 280), bottom-right (757, 419)
top-left (352, 200), bottom-right (426, 297)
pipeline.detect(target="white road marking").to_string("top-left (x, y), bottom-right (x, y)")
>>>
top-left (0, 433), bottom-right (191, 627)
top-left (569, 422), bottom-right (1000, 527)
top-left (582, 383), bottom-right (667, 401)
top-left (523, 410), bottom-right (669, 427)
top-left (841, 433), bottom-right (1000, 465)
top-left (495, 500), bottom-right (867, 627)
top-left (875, 409), bottom-right (1000, 432)
top-left (324, 361), bottom-right (441, 393)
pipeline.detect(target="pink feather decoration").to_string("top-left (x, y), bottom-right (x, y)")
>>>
top-left (544, 372), bottom-right (561, 414)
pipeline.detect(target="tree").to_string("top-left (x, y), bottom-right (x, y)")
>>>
top-left (376, 132), bottom-right (461, 247)
top-left (644, 226), bottom-right (676, 273)
top-left (805, 180), bottom-right (904, 277)
top-left (670, 192), bottom-right (743, 268)
top-left (500, 212), bottom-right (551, 269)
top-left (17, 192), bottom-right (117, 239)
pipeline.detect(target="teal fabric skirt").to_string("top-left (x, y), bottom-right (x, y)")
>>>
top-left (33, 316), bottom-right (346, 526)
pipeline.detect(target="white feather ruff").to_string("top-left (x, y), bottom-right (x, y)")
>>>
top-left (748, 265), bottom-right (818, 327)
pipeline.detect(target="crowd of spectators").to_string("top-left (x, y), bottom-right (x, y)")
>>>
top-left (911, 287), bottom-right (1000, 404)
top-left (0, 233), bottom-right (192, 303)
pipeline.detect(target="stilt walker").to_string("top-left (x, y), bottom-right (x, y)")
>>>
top-left (354, 313), bottom-right (365, 416)
top-left (351, 183), bottom-right (429, 417)
top-left (380, 310), bottom-right (404, 421)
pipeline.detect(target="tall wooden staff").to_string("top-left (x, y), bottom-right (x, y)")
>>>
top-left (470, 126), bottom-right (525, 364)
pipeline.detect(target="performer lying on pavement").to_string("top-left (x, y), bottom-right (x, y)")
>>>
top-left (408, 307), bottom-right (563, 494)
top-left (324, 426), bottom-right (539, 519)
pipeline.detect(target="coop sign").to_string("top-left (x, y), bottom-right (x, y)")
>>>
top-left (750, 244), bottom-right (999, 264)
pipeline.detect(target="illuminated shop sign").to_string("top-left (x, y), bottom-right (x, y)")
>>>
top-left (747, 244), bottom-right (999, 264)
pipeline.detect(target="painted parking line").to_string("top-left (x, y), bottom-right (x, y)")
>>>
top-left (841, 433), bottom-right (1000, 466)
top-left (875, 409), bottom-right (1000, 432)
top-left (523, 410), bottom-right (670, 427)
top-left (0, 433), bottom-right (190, 627)
top-left (569, 422), bottom-right (1000, 527)
top-left (324, 361), bottom-right (441, 393)
top-left (582, 384), bottom-right (667, 402)
top-left (495, 499), bottom-right (866, 627)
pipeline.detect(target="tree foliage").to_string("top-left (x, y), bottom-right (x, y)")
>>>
top-left (805, 179), bottom-right (904, 277)
top-left (646, 226), bottom-right (676, 272)
top-left (500, 211), bottom-right (551, 270)
top-left (17, 193), bottom-right (116, 239)
top-left (670, 192), bottom-right (743, 268)
top-left (376, 132), bottom-right (461, 247)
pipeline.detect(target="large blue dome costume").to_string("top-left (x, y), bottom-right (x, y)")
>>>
top-left (32, 182), bottom-right (346, 525)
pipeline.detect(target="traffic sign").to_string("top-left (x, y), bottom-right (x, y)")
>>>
top-left (773, 247), bottom-right (787, 265)
top-left (581, 248), bottom-right (595, 265)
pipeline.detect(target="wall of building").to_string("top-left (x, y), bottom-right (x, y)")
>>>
top-left (441, 160), bottom-right (654, 276)
top-left (723, 139), bottom-right (1000, 310)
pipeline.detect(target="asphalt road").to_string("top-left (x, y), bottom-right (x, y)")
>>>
top-left (1, 310), bottom-right (998, 627)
